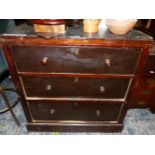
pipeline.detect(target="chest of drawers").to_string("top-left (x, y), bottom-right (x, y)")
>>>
top-left (0, 25), bottom-right (153, 132)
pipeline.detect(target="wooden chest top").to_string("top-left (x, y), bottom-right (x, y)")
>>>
top-left (0, 24), bottom-right (153, 47)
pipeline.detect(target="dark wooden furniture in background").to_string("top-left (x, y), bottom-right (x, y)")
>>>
top-left (0, 24), bottom-right (153, 132)
top-left (129, 19), bottom-right (155, 112)
top-left (129, 52), bottom-right (155, 110)
top-left (135, 19), bottom-right (155, 39)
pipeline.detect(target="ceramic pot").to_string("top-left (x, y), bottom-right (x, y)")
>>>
top-left (83, 19), bottom-right (101, 33)
top-left (106, 19), bottom-right (137, 35)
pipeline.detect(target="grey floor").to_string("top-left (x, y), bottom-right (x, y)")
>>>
top-left (0, 77), bottom-right (155, 135)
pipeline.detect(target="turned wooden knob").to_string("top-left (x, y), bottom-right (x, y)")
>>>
top-left (100, 86), bottom-right (106, 93)
top-left (149, 70), bottom-right (155, 75)
top-left (96, 109), bottom-right (100, 116)
top-left (74, 102), bottom-right (78, 107)
top-left (50, 109), bottom-right (55, 114)
top-left (40, 57), bottom-right (48, 65)
top-left (73, 77), bottom-right (79, 83)
top-left (105, 58), bottom-right (112, 67)
top-left (46, 84), bottom-right (52, 91)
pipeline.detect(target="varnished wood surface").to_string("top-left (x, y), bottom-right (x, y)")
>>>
top-left (0, 24), bottom-right (154, 132)
top-left (9, 45), bottom-right (140, 74)
top-left (31, 19), bottom-right (65, 25)
top-left (29, 100), bottom-right (124, 122)
top-left (26, 123), bottom-right (123, 132)
top-left (21, 76), bottom-right (130, 99)
top-left (142, 55), bottom-right (155, 76)
top-left (0, 24), bottom-right (153, 48)
top-left (0, 36), bottom-right (153, 48)
top-left (129, 55), bottom-right (155, 109)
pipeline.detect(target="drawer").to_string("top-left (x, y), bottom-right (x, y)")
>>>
top-left (142, 55), bottom-right (155, 76)
top-left (10, 45), bottom-right (140, 74)
top-left (28, 100), bottom-right (125, 122)
top-left (21, 76), bottom-right (131, 99)
top-left (130, 77), bottom-right (155, 107)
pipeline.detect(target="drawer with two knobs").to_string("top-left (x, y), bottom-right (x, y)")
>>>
top-left (20, 76), bottom-right (131, 100)
top-left (28, 100), bottom-right (125, 123)
top-left (10, 45), bottom-right (140, 75)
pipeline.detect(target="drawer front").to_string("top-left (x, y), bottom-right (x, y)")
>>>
top-left (28, 100), bottom-right (124, 122)
top-left (10, 45), bottom-right (140, 74)
top-left (21, 76), bottom-right (130, 99)
top-left (130, 77), bottom-right (155, 107)
top-left (142, 55), bottom-right (155, 76)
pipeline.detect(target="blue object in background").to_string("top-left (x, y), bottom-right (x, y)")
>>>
top-left (0, 19), bottom-right (15, 74)
top-left (0, 49), bottom-right (7, 73)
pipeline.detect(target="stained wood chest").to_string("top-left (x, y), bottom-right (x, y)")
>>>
top-left (0, 24), bottom-right (153, 132)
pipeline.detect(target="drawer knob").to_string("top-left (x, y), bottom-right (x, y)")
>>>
top-left (69, 48), bottom-right (79, 56)
top-left (100, 86), bottom-right (106, 93)
top-left (40, 57), bottom-right (48, 65)
top-left (73, 77), bottom-right (79, 83)
top-left (96, 109), bottom-right (100, 116)
top-left (75, 48), bottom-right (79, 56)
top-left (74, 102), bottom-right (78, 107)
top-left (149, 70), bottom-right (155, 74)
top-left (46, 84), bottom-right (52, 90)
top-left (105, 58), bottom-right (112, 67)
top-left (50, 109), bottom-right (55, 114)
